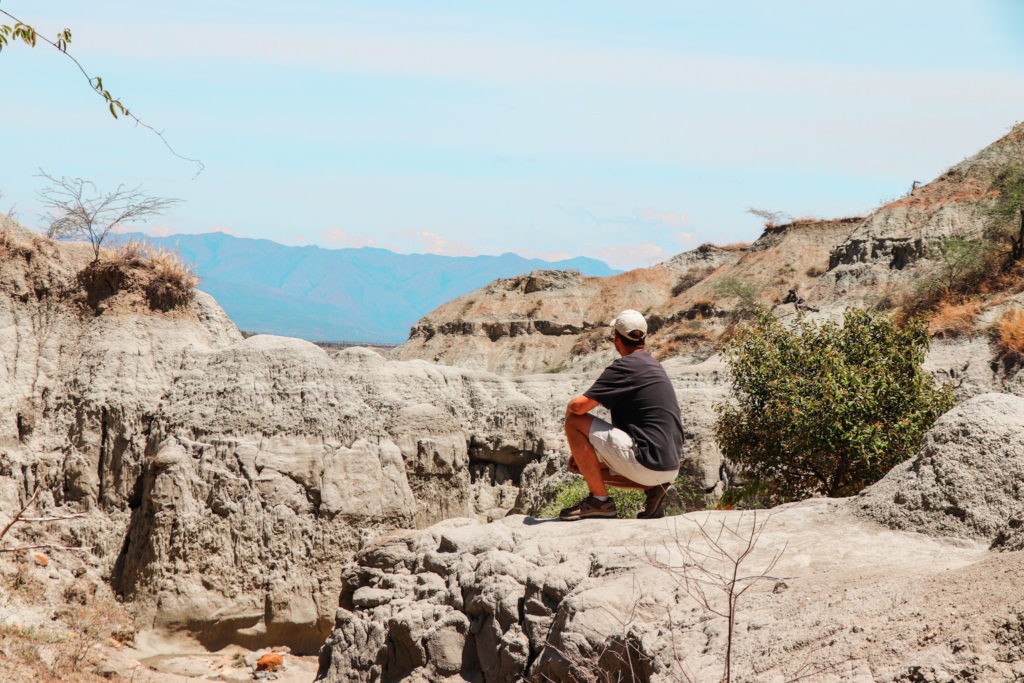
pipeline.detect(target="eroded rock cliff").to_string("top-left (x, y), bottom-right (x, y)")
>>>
top-left (0, 217), bottom-right (576, 653)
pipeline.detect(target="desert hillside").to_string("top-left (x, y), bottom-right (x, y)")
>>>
top-left (394, 125), bottom-right (1024, 379)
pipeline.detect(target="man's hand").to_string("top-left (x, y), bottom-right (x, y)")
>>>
top-left (566, 395), bottom-right (599, 417)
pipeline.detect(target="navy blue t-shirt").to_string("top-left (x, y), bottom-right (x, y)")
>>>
top-left (584, 350), bottom-right (683, 472)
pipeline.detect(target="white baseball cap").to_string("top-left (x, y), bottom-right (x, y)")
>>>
top-left (611, 309), bottom-right (647, 341)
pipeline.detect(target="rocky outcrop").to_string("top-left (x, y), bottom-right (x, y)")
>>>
top-left (394, 267), bottom-right (678, 375)
top-left (813, 126), bottom-right (1024, 308)
top-left (318, 394), bottom-right (1024, 682)
top-left (857, 393), bottom-right (1024, 544)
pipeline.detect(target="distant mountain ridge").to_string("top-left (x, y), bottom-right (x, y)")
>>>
top-left (117, 232), bottom-right (617, 343)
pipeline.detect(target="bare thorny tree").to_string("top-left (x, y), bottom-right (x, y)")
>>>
top-left (38, 171), bottom-right (181, 261)
top-left (645, 511), bottom-right (785, 683)
top-left (538, 514), bottom-right (784, 683)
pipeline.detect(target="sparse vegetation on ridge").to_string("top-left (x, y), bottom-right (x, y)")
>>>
top-left (79, 240), bottom-right (198, 312)
top-left (986, 162), bottom-right (1024, 265)
top-left (539, 471), bottom-right (701, 519)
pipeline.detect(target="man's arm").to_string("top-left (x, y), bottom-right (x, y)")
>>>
top-left (566, 395), bottom-right (599, 416)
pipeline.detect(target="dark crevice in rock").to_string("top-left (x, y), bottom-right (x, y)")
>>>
top-left (98, 407), bottom-right (109, 507)
top-left (828, 237), bottom-right (926, 270)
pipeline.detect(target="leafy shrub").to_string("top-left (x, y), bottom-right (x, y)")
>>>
top-left (712, 277), bottom-right (760, 321)
top-left (715, 309), bottom-right (953, 504)
top-left (899, 238), bottom-right (1000, 319)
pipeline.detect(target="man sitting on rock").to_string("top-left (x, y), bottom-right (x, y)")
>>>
top-left (560, 309), bottom-right (684, 521)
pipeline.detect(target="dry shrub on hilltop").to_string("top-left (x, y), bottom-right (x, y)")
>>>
top-left (996, 308), bottom-right (1024, 360)
top-left (929, 301), bottom-right (981, 338)
top-left (79, 240), bottom-right (198, 312)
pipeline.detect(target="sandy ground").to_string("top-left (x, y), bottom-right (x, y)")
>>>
top-left (117, 630), bottom-right (319, 682)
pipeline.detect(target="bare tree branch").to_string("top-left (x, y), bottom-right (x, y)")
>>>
top-left (38, 170), bottom-right (181, 260)
top-left (643, 511), bottom-right (786, 683)
top-left (0, 544), bottom-right (93, 553)
top-left (1, 487), bottom-right (90, 555)
top-left (0, 487), bottom-right (40, 543)
top-left (19, 513), bottom-right (87, 523)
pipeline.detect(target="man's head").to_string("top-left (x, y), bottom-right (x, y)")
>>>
top-left (611, 309), bottom-right (647, 352)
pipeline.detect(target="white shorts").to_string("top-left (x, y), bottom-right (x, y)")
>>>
top-left (588, 416), bottom-right (678, 487)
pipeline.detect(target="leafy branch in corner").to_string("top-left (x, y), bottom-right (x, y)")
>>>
top-left (0, 9), bottom-right (204, 177)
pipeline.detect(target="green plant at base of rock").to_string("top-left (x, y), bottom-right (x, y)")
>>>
top-left (715, 308), bottom-right (953, 505)
top-left (540, 473), bottom-right (699, 518)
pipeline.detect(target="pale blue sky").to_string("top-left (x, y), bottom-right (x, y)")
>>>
top-left (2, 1), bottom-right (1023, 268)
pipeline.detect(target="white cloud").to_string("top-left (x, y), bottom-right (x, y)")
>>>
top-left (69, 17), bottom-right (1024, 110)
top-left (675, 231), bottom-right (699, 245)
top-left (518, 248), bottom-right (574, 262)
top-left (593, 242), bottom-right (667, 270)
top-left (319, 228), bottom-right (378, 248)
top-left (408, 230), bottom-right (477, 257)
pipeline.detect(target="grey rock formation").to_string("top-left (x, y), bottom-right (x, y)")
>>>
top-left (0, 218), bottom-right (575, 652)
top-left (857, 393), bottom-right (1024, 543)
top-left (319, 395), bottom-right (1024, 682)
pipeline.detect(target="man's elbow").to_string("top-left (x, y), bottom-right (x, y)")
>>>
top-left (566, 396), bottom-right (594, 415)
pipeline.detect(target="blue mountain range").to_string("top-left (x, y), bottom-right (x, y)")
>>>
top-left (118, 232), bottom-right (617, 344)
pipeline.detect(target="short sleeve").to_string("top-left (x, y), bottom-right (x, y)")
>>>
top-left (583, 358), bottom-right (632, 410)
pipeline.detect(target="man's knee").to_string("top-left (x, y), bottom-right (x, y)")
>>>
top-left (565, 412), bottom-right (592, 436)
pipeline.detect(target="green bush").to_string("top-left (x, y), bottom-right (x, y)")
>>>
top-left (713, 276), bottom-right (760, 320)
top-left (987, 163), bottom-right (1024, 264)
top-left (904, 237), bottom-right (999, 316)
top-left (715, 308), bottom-right (953, 505)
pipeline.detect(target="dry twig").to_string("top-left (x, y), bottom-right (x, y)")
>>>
top-left (0, 487), bottom-right (91, 554)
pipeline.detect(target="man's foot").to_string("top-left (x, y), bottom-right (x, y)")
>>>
top-left (637, 484), bottom-right (674, 519)
top-left (558, 495), bottom-right (617, 521)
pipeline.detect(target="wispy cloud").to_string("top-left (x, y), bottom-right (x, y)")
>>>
top-left (405, 230), bottom-right (477, 257)
top-left (113, 223), bottom-right (174, 237)
top-left (63, 17), bottom-right (1024, 109)
top-left (593, 242), bottom-right (667, 270)
top-left (319, 228), bottom-right (378, 248)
